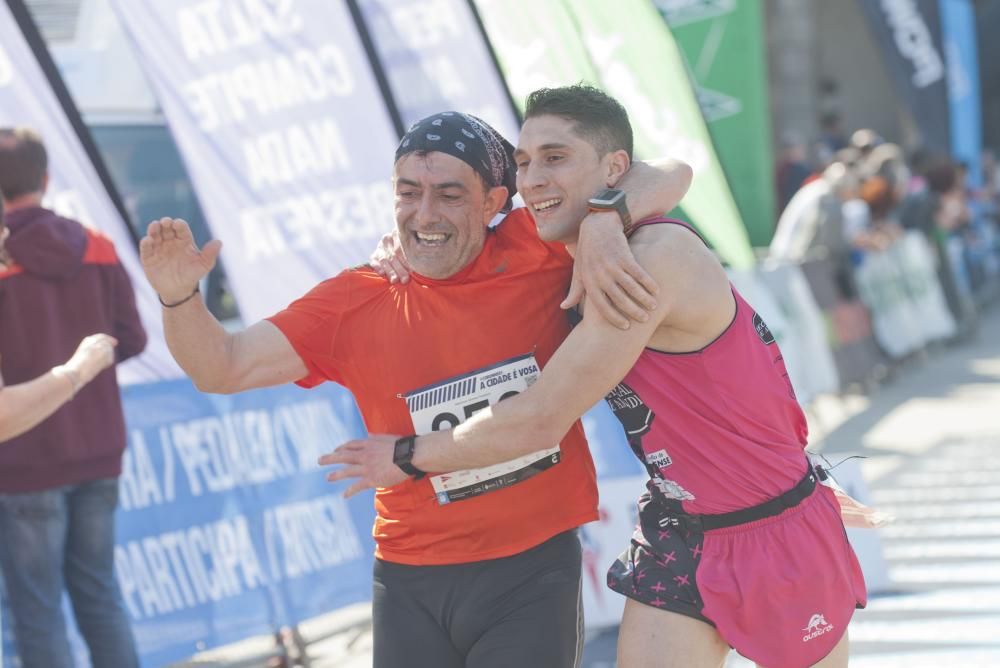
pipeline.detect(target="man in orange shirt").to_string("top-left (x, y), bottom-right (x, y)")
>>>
top-left (140, 111), bottom-right (690, 668)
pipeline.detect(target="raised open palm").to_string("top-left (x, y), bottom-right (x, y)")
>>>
top-left (139, 217), bottom-right (221, 303)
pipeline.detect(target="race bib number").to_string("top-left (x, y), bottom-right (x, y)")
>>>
top-left (404, 353), bottom-right (560, 505)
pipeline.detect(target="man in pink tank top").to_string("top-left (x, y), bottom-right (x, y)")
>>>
top-left (325, 85), bottom-right (866, 668)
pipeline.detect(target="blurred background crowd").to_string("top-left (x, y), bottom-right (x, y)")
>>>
top-left (772, 121), bottom-right (999, 348)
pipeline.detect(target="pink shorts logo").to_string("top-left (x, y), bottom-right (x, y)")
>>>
top-left (802, 613), bottom-right (834, 642)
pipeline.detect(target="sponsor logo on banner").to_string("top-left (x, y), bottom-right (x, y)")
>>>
top-left (695, 86), bottom-right (742, 123)
top-left (653, 0), bottom-right (736, 27)
top-left (880, 0), bottom-right (944, 88)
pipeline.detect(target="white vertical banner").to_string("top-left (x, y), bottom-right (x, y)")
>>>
top-left (109, 0), bottom-right (402, 323)
top-left (357, 0), bottom-right (519, 138)
top-left (0, 1), bottom-right (180, 383)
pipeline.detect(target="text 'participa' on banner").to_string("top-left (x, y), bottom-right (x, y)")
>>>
top-left (116, 380), bottom-right (375, 667)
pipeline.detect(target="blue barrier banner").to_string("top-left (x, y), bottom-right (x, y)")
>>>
top-left (114, 379), bottom-right (375, 667)
top-left (940, 0), bottom-right (982, 187)
top-left (0, 2), bottom-right (180, 383)
top-left (357, 0), bottom-right (519, 138)
top-left (109, 0), bottom-right (402, 323)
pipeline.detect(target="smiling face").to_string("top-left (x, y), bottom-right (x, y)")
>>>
top-left (515, 114), bottom-right (628, 244)
top-left (393, 151), bottom-right (507, 279)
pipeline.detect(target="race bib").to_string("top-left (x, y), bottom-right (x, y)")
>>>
top-left (404, 353), bottom-right (560, 505)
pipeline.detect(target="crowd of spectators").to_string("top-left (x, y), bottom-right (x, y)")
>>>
top-left (771, 122), bottom-right (1000, 350)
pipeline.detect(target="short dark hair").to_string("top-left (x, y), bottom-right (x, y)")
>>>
top-left (0, 128), bottom-right (48, 200)
top-left (524, 85), bottom-right (633, 160)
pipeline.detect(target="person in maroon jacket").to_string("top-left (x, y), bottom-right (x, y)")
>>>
top-left (0, 128), bottom-right (145, 668)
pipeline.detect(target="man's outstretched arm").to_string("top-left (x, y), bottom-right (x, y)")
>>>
top-left (140, 218), bottom-right (307, 393)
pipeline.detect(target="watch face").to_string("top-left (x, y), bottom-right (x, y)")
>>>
top-left (393, 436), bottom-right (412, 463)
top-left (590, 188), bottom-right (624, 206)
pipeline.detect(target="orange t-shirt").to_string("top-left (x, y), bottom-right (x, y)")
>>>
top-left (267, 208), bottom-right (599, 565)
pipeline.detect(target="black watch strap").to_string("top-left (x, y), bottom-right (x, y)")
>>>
top-left (393, 435), bottom-right (426, 479)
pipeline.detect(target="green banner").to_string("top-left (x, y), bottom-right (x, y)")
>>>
top-left (473, 0), bottom-right (755, 268)
top-left (657, 0), bottom-right (776, 247)
top-left (468, 1), bottom-right (601, 100)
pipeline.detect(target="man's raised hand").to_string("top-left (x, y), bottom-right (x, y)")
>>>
top-left (139, 218), bottom-right (221, 304)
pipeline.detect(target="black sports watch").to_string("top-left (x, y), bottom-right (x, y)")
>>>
top-left (587, 188), bottom-right (632, 229)
top-left (393, 435), bottom-right (426, 479)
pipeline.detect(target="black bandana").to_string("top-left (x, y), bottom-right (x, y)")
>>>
top-left (395, 112), bottom-right (517, 212)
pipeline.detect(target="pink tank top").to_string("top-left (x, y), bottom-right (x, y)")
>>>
top-left (606, 219), bottom-right (809, 514)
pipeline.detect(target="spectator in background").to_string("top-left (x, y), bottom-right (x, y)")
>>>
top-left (835, 143), bottom-right (908, 256)
top-left (776, 131), bottom-right (813, 213)
top-left (850, 128), bottom-right (883, 159)
top-left (980, 150), bottom-right (1000, 289)
top-left (0, 198), bottom-right (119, 442)
top-left (770, 155), bottom-right (862, 307)
top-left (856, 143), bottom-right (909, 251)
top-left (818, 109), bottom-right (848, 157)
top-left (907, 148), bottom-right (931, 195)
top-left (983, 149), bottom-right (1000, 204)
top-left (771, 159), bottom-right (857, 263)
top-left (900, 156), bottom-right (977, 336)
top-left (838, 149), bottom-right (879, 257)
top-left (0, 127), bottom-right (145, 668)
top-left (855, 176), bottom-right (902, 251)
top-left (951, 161), bottom-right (1000, 303)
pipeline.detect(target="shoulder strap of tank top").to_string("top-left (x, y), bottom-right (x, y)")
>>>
top-left (625, 217), bottom-right (707, 247)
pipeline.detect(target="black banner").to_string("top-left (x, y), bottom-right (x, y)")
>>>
top-left (858, 0), bottom-right (950, 153)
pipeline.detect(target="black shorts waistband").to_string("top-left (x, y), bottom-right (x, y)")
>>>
top-left (654, 467), bottom-right (818, 533)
